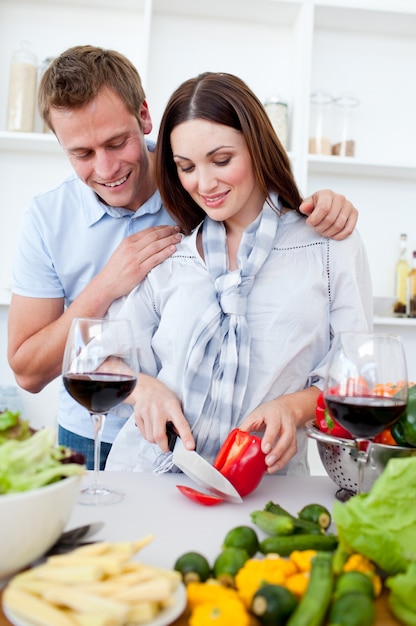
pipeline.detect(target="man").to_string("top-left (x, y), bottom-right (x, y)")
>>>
top-left (7, 46), bottom-right (359, 469)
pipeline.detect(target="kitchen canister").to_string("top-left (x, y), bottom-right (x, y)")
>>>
top-left (332, 93), bottom-right (360, 157)
top-left (308, 89), bottom-right (333, 156)
top-left (38, 56), bottom-right (55, 133)
top-left (7, 41), bottom-right (38, 132)
top-left (264, 95), bottom-right (288, 150)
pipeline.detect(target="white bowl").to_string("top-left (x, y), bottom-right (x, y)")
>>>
top-left (0, 475), bottom-right (81, 581)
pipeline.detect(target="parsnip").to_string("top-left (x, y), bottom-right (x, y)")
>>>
top-left (41, 586), bottom-right (129, 621)
top-left (3, 586), bottom-right (77, 626)
top-left (3, 535), bottom-right (182, 626)
top-left (34, 563), bottom-right (105, 583)
top-left (112, 577), bottom-right (172, 603)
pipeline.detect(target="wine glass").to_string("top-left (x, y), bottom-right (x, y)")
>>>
top-left (62, 317), bottom-right (138, 505)
top-left (323, 331), bottom-right (408, 493)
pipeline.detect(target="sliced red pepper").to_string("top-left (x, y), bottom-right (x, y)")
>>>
top-left (213, 428), bottom-right (267, 497)
top-left (176, 485), bottom-right (224, 506)
top-left (315, 392), bottom-right (353, 439)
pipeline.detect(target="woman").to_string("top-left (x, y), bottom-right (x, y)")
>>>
top-left (106, 72), bottom-right (373, 475)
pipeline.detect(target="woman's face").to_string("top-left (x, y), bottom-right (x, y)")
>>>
top-left (171, 119), bottom-right (265, 228)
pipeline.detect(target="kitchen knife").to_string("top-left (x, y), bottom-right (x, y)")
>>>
top-left (172, 436), bottom-right (243, 504)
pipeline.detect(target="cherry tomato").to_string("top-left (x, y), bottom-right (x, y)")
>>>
top-left (373, 383), bottom-right (397, 397)
top-left (176, 485), bottom-right (224, 506)
top-left (373, 428), bottom-right (397, 446)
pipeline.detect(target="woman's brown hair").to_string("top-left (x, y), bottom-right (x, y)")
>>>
top-left (155, 72), bottom-right (303, 234)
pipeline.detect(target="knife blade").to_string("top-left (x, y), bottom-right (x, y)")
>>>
top-left (172, 437), bottom-right (243, 504)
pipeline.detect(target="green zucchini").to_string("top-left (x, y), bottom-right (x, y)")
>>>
top-left (298, 503), bottom-right (332, 530)
top-left (332, 544), bottom-right (351, 576)
top-left (287, 551), bottom-right (335, 626)
top-left (250, 510), bottom-right (295, 536)
top-left (213, 547), bottom-right (249, 587)
top-left (328, 590), bottom-right (376, 626)
top-left (264, 501), bottom-right (324, 535)
top-left (173, 551), bottom-right (211, 583)
top-left (251, 583), bottom-right (298, 625)
top-left (333, 571), bottom-right (375, 601)
top-left (259, 533), bottom-right (338, 556)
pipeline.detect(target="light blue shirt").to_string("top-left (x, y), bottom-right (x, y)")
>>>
top-left (12, 148), bottom-right (176, 442)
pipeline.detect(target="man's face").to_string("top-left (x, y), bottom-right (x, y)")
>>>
top-left (49, 88), bottom-right (155, 211)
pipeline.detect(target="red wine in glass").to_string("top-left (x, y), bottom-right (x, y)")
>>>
top-left (324, 395), bottom-right (407, 439)
top-left (63, 373), bottom-right (137, 414)
top-left (323, 331), bottom-right (408, 493)
top-left (62, 317), bottom-right (138, 505)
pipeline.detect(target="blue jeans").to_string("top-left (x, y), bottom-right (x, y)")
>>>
top-left (58, 425), bottom-right (112, 471)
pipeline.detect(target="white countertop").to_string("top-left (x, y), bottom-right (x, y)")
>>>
top-left (67, 472), bottom-right (337, 571)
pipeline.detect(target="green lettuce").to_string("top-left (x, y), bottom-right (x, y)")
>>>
top-left (0, 409), bottom-right (32, 443)
top-left (0, 427), bottom-right (85, 494)
top-left (332, 456), bottom-right (416, 575)
top-left (387, 562), bottom-right (416, 625)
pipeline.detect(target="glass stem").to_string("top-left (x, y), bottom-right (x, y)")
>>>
top-left (91, 412), bottom-right (106, 485)
top-left (355, 438), bottom-right (371, 494)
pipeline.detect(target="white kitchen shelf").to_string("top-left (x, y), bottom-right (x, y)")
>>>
top-left (0, 131), bottom-right (60, 154)
top-left (28, 0), bottom-right (146, 7)
top-left (314, 3), bottom-right (416, 36)
top-left (374, 316), bottom-right (416, 327)
top-left (152, 0), bottom-right (302, 22)
top-left (308, 155), bottom-right (416, 181)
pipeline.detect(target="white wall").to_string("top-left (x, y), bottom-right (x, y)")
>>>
top-left (0, 306), bottom-right (59, 432)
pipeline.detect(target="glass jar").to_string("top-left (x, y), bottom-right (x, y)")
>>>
top-left (7, 41), bottom-right (38, 132)
top-left (308, 90), bottom-right (333, 155)
top-left (264, 95), bottom-right (289, 150)
top-left (332, 93), bottom-right (360, 157)
top-left (39, 57), bottom-right (55, 133)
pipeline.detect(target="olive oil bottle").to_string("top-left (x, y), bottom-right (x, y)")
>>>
top-left (394, 233), bottom-right (409, 316)
top-left (408, 250), bottom-right (416, 318)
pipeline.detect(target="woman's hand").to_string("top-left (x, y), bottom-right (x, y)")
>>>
top-left (129, 374), bottom-right (195, 452)
top-left (239, 387), bottom-right (320, 473)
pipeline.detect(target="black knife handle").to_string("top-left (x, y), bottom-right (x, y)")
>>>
top-left (166, 421), bottom-right (178, 452)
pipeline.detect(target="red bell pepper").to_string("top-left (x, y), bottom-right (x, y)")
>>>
top-left (213, 428), bottom-right (267, 497)
top-left (315, 391), bottom-right (353, 439)
top-left (176, 485), bottom-right (224, 506)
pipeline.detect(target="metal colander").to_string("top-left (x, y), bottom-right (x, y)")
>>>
top-left (306, 421), bottom-right (416, 498)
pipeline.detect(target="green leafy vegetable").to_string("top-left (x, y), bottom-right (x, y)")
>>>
top-left (387, 562), bottom-right (416, 625)
top-left (332, 457), bottom-right (416, 575)
top-left (0, 409), bottom-right (32, 443)
top-left (0, 427), bottom-right (85, 494)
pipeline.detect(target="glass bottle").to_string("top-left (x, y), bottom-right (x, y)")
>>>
top-left (332, 93), bottom-right (360, 157)
top-left (308, 90), bottom-right (333, 155)
top-left (393, 234), bottom-right (409, 316)
top-left (7, 41), bottom-right (38, 132)
top-left (408, 251), bottom-right (416, 318)
top-left (264, 95), bottom-right (288, 150)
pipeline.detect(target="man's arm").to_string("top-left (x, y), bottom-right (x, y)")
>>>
top-left (8, 225), bottom-right (181, 393)
top-left (301, 189), bottom-right (358, 240)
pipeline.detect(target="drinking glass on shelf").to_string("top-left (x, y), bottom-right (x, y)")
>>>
top-left (323, 331), bottom-right (408, 493)
top-left (62, 317), bottom-right (138, 505)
